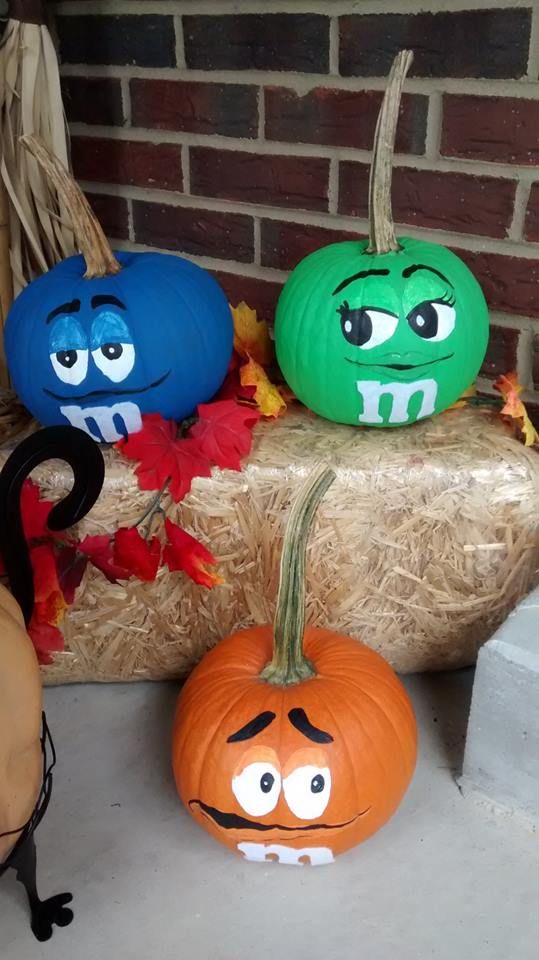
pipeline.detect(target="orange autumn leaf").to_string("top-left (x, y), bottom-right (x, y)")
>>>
top-left (30, 544), bottom-right (67, 628)
top-left (240, 357), bottom-right (287, 418)
top-left (494, 371), bottom-right (539, 447)
top-left (521, 408), bottom-right (539, 447)
top-left (231, 301), bottom-right (274, 367)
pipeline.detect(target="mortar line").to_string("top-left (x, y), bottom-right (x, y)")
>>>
top-left (181, 143), bottom-right (191, 195)
top-left (174, 13), bottom-right (186, 69)
top-left (516, 327), bottom-right (533, 388)
top-left (508, 180), bottom-right (532, 242)
top-left (127, 196), bottom-right (135, 243)
top-left (120, 77), bottom-right (131, 127)
top-left (77, 179), bottom-right (539, 260)
top-left (257, 85), bottom-right (265, 141)
top-left (253, 217), bottom-right (261, 266)
top-left (327, 157), bottom-right (339, 215)
top-left (59, 63), bottom-right (539, 99)
top-left (68, 121), bottom-right (537, 182)
top-left (328, 15), bottom-right (339, 76)
top-left (424, 91), bottom-right (442, 162)
top-left (527, 3), bottom-right (539, 79)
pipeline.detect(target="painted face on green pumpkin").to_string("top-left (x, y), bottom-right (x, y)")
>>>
top-left (275, 237), bottom-right (489, 427)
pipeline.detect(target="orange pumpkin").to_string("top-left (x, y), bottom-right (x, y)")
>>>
top-left (172, 467), bottom-right (417, 865)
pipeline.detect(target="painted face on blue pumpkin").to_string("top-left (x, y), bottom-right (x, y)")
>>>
top-left (6, 252), bottom-right (234, 442)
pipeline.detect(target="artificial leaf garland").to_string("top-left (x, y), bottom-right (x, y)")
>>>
top-left (494, 372), bottom-right (539, 447)
top-left (1, 302), bottom-right (284, 662)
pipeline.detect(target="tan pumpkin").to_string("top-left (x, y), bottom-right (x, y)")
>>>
top-left (0, 425), bottom-right (104, 940)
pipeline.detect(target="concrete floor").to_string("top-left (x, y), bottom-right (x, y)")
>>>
top-left (1, 671), bottom-right (539, 960)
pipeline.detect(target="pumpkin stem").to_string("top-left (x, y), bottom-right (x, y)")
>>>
top-left (367, 49), bottom-right (414, 255)
top-left (260, 465), bottom-right (336, 686)
top-left (20, 134), bottom-right (121, 279)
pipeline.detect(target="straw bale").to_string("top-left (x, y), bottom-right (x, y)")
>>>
top-left (0, 399), bottom-right (537, 680)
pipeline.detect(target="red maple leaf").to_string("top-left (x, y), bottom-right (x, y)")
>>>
top-left (56, 545), bottom-right (89, 604)
top-left (28, 621), bottom-right (65, 666)
top-left (163, 518), bottom-right (223, 589)
top-left (79, 534), bottom-right (133, 583)
top-left (189, 400), bottom-right (260, 471)
top-left (117, 414), bottom-right (212, 502)
top-left (21, 479), bottom-right (62, 541)
top-left (113, 527), bottom-right (161, 582)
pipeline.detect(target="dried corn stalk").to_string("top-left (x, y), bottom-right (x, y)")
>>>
top-left (0, 0), bottom-right (74, 295)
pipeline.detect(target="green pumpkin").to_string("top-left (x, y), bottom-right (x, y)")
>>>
top-left (274, 52), bottom-right (490, 428)
top-left (275, 237), bottom-right (488, 427)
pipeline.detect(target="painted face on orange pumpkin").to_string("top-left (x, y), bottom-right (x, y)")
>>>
top-left (187, 705), bottom-right (372, 866)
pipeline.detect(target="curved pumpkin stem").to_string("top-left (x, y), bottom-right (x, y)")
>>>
top-left (21, 134), bottom-right (121, 279)
top-left (260, 464), bottom-right (336, 687)
top-left (367, 49), bottom-right (413, 255)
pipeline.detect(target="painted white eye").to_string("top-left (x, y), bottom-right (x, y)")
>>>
top-left (92, 343), bottom-right (135, 382)
top-left (339, 302), bottom-right (399, 350)
top-left (50, 349), bottom-right (89, 385)
top-left (232, 763), bottom-right (281, 817)
top-left (283, 766), bottom-right (332, 820)
top-left (408, 300), bottom-right (456, 342)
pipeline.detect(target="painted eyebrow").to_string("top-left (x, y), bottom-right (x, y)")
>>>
top-left (402, 263), bottom-right (452, 286)
top-left (227, 711), bottom-right (276, 743)
top-left (288, 708), bottom-right (334, 744)
top-left (332, 269), bottom-right (390, 297)
top-left (46, 299), bottom-right (81, 324)
top-left (91, 294), bottom-right (126, 310)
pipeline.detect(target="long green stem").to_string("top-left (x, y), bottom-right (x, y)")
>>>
top-left (260, 465), bottom-right (336, 686)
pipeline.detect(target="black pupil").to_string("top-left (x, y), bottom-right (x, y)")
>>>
top-left (57, 350), bottom-right (78, 369)
top-left (338, 301), bottom-right (372, 346)
top-left (260, 772), bottom-right (274, 794)
top-left (408, 301), bottom-right (439, 339)
top-left (311, 775), bottom-right (325, 794)
top-left (102, 342), bottom-right (123, 360)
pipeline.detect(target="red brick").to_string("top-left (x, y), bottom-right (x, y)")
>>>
top-left (130, 80), bottom-right (258, 139)
top-left (132, 201), bottom-right (253, 263)
top-left (261, 219), bottom-right (359, 271)
top-left (339, 9), bottom-right (531, 79)
top-left (190, 148), bottom-right (329, 213)
top-left (86, 193), bottom-right (129, 241)
top-left (62, 76), bottom-right (124, 126)
top-left (57, 14), bottom-right (176, 68)
top-left (524, 184), bottom-right (539, 242)
top-left (442, 96), bottom-right (539, 166)
top-left (480, 325), bottom-right (520, 380)
top-left (454, 249), bottom-right (539, 319)
top-left (71, 137), bottom-right (183, 191)
top-left (339, 164), bottom-right (516, 239)
top-left (265, 87), bottom-right (427, 155)
top-left (212, 272), bottom-right (283, 325)
top-left (184, 14), bottom-right (329, 73)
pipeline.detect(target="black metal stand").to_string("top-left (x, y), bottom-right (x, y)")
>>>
top-left (9, 834), bottom-right (73, 942)
top-left (0, 714), bottom-right (74, 941)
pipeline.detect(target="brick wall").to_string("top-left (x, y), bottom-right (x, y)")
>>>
top-left (53, 0), bottom-right (539, 410)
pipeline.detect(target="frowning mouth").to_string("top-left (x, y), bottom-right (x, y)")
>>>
top-left (189, 799), bottom-right (371, 832)
top-left (344, 354), bottom-right (453, 370)
top-left (43, 370), bottom-right (170, 402)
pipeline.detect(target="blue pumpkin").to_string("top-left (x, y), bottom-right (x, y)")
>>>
top-left (6, 137), bottom-right (234, 443)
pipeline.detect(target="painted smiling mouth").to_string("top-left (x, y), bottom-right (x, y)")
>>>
top-left (43, 370), bottom-right (171, 403)
top-left (190, 799), bottom-right (371, 832)
top-left (344, 354), bottom-right (453, 370)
